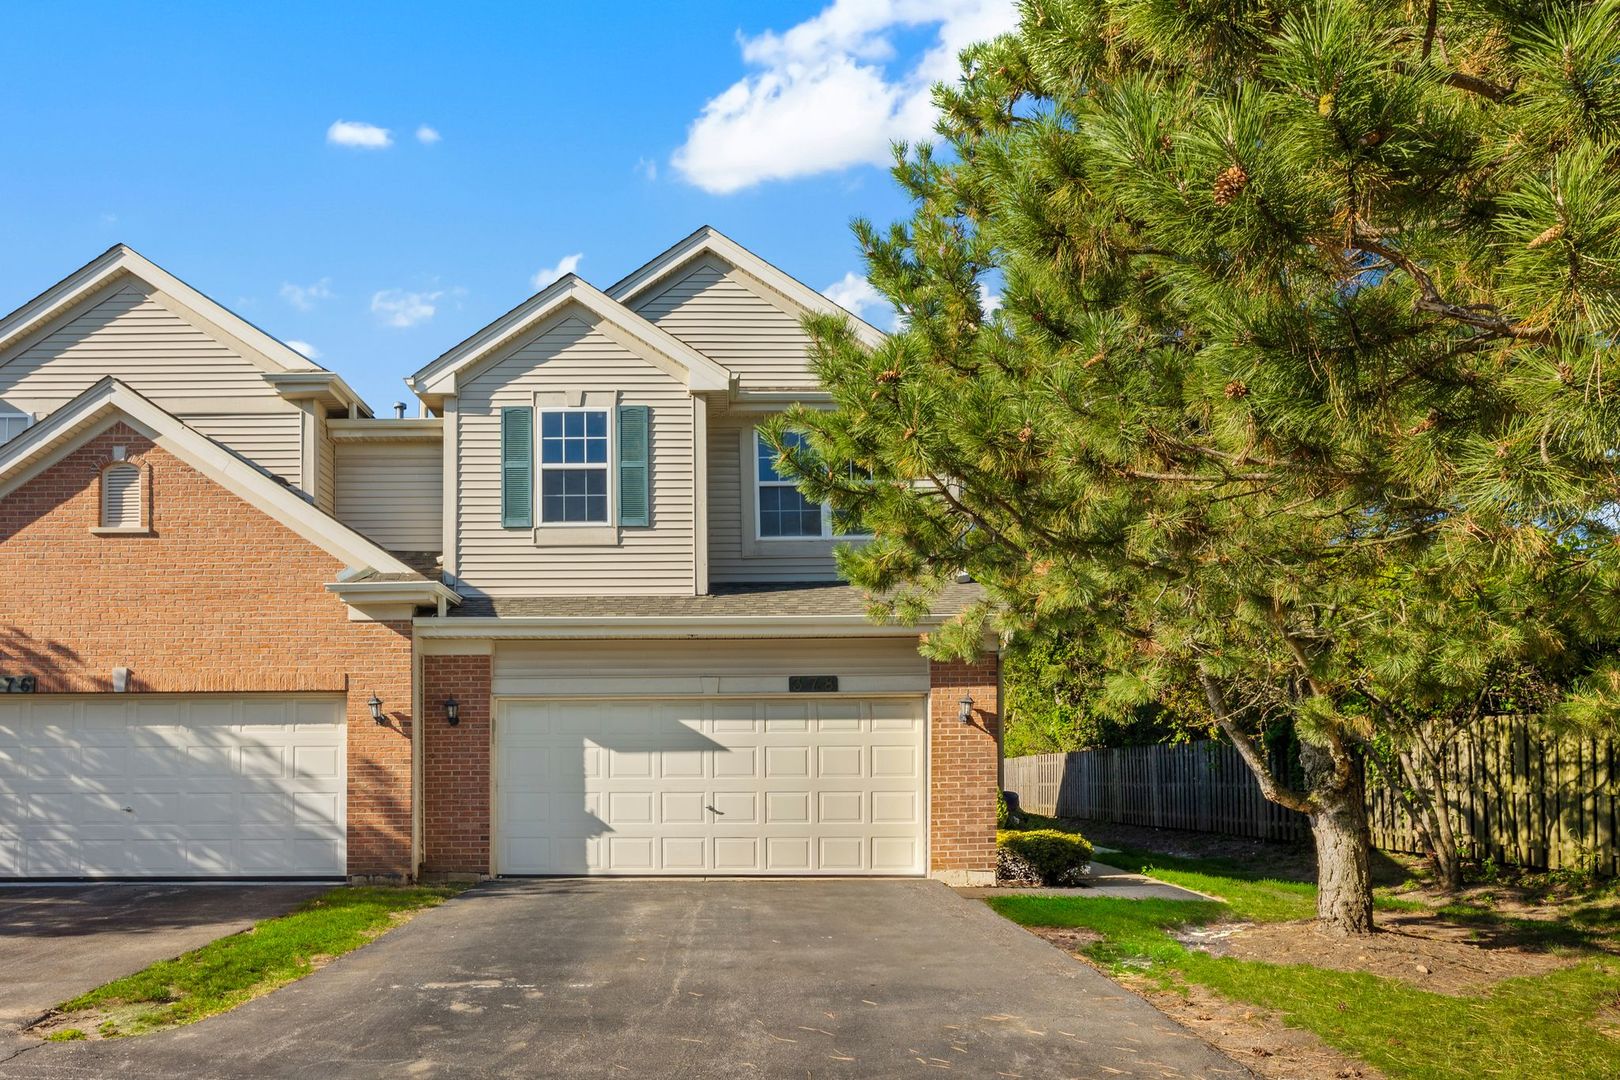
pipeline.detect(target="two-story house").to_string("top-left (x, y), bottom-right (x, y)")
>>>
top-left (0, 229), bottom-right (999, 886)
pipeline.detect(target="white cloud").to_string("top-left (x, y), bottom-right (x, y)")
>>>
top-left (978, 281), bottom-right (1001, 315)
top-left (285, 339), bottom-right (322, 360)
top-left (823, 270), bottom-right (885, 321)
top-left (327, 119), bottom-right (393, 149)
top-left (634, 156), bottom-right (658, 181)
top-left (416, 124), bottom-right (441, 145)
top-left (531, 253), bottom-right (584, 291)
top-left (673, 0), bottom-right (1016, 193)
top-left (371, 288), bottom-right (445, 328)
top-left (280, 278), bottom-right (333, 311)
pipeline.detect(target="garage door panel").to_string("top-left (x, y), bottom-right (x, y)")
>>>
top-left (764, 746), bottom-right (808, 778)
top-left (660, 790), bottom-right (705, 824)
top-left (0, 695), bottom-right (346, 878)
top-left (819, 836), bottom-right (864, 871)
top-left (765, 791), bottom-right (810, 824)
top-left (872, 836), bottom-right (918, 871)
top-left (496, 696), bottom-right (925, 876)
top-left (709, 790), bottom-right (758, 822)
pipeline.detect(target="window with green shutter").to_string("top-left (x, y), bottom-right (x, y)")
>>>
top-left (500, 406), bottom-right (533, 528)
top-left (617, 404), bottom-right (649, 527)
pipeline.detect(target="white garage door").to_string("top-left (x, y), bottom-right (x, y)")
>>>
top-left (0, 695), bottom-right (346, 878)
top-left (496, 696), bottom-right (927, 876)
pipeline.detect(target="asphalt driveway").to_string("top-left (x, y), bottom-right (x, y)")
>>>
top-left (0, 884), bottom-right (327, 1038)
top-left (0, 879), bottom-right (1248, 1080)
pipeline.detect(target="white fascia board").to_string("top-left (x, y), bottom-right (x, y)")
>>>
top-left (326, 580), bottom-right (461, 606)
top-left (0, 245), bottom-right (325, 376)
top-left (412, 614), bottom-right (940, 640)
top-left (410, 275), bottom-right (732, 395)
top-left (263, 371), bottom-right (372, 416)
top-left (608, 226), bottom-right (887, 351)
top-left (0, 378), bottom-right (421, 577)
top-left (325, 417), bottom-right (444, 441)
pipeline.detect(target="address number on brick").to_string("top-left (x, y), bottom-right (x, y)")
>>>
top-left (0, 676), bottom-right (37, 693)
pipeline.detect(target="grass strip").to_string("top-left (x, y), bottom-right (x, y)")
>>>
top-left (987, 848), bottom-right (1620, 1080)
top-left (51, 884), bottom-right (462, 1038)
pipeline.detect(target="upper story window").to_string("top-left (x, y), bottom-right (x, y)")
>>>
top-left (539, 409), bottom-right (609, 524)
top-left (0, 410), bottom-right (31, 446)
top-left (754, 430), bottom-right (871, 541)
top-left (100, 462), bottom-right (143, 529)
top-left (757, 431), bottom-right (823, 538)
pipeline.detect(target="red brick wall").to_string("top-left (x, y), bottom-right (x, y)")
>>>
top-left (421, 653), bottom-right (492, 877)
top-left (929, 656), bottom-right (1000, 882)
top-left (0, 423), bottom-right (415, 878)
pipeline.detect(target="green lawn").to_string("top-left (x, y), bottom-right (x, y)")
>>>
top-left (48, 885), bottom-right (462, 1038)
top-left (988, 848), bottom-right (1620, 1080)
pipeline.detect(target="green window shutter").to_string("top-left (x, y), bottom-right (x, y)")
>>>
top-left (500, 406), bottom-right (533, 528)
top-left (617, 404), bottom-right (650, 527)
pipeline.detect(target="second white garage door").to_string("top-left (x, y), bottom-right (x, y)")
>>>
top-left (495, 696), bottom-right (927, 875)
top-left (0, 695), bottom-right (346, 878)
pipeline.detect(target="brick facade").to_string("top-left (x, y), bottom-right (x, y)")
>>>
top-left (420, 653), bottom-right (492, 878)
top-left (928, 656), bottom-right (1001, 885)
top-left (0, 424), bottom-right (416, 878)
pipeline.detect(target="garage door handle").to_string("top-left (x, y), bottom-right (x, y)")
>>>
top-left (706, 804), bottom-right (724, 815)
top-left (121, 807), bottom-right (134, 813)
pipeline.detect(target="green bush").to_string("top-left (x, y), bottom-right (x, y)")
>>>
top-left (997, 828), bottom-right (1094, 886)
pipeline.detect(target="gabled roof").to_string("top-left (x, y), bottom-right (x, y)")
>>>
top-left (0, 244), bottom-right (370, 415)
top-left (608, 226), bottom-right (886, 351)
top-left (406, 274), bottom-right (733, 400)
top-left (0, 378), bottom-right (455, 607)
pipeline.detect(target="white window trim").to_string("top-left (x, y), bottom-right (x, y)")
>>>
top-left (750, 428), bottom-right (872, 544)
top-left (536, 405), bottom-right (615, 529)
top-left (95, 460), bottom-right (149, 535)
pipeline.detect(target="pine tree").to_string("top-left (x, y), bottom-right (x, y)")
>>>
top-left (766, 0), bottom-right (1620, 934)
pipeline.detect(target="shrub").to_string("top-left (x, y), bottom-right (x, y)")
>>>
top-left (997, 828), bottom-right (1094, 886)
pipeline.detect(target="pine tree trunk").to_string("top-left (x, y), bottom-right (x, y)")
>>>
top-left (1300, 740), bottom-right (1376, 936)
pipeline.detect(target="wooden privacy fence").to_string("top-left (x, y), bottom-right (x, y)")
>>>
top-left (1004, 717), bottom-right (1620, 873)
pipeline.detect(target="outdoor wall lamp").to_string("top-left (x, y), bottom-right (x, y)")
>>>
top-left (444, 696), bottom-right (460, 726)
top-left (368, 693), bottom-right (384, 724)
top-left (958, 692), bottom-right (975, 725)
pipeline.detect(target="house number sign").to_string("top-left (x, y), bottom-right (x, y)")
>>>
top-left (788, 675), bottom-right (838, 693)
top-left (0, 676), bottom-right (37, 693)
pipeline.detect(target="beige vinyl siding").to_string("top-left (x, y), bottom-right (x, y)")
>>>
top-left (188, 413), bottom-right (304, 489)
top-left (0, 277), bottom-right (309, 491)
top-left (708, 409), bottom-right (841, 584)
top-left (631, 254), bottom-right (818, 390)
top-left (314, 415), bottom-right (336, 514)
top-left (456, 311), bottom-right (695, 596)
top-left (493, 638), bottom-right (927, 696)
top-left (333, 439), bottom-right (444, 552)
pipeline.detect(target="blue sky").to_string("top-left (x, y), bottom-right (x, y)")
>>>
top-left (0, 1), bottom-right (1014, 409)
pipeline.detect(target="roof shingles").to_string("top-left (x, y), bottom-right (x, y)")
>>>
top-left (446, 581), bottom-right (984, 620)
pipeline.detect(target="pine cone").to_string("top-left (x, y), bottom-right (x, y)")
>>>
top-left (1213, 164), bottom-right (1249, 207)
top-left (1018, 424), bottom-right (1034, 443)
top-left (1224, 380), bottom-right (1249, 399)
top-left (1528, 223), bottom-right (1566, 250)
top-left (876, 368), bottom-right (902, 385)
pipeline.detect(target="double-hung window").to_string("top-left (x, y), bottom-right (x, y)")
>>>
top-left (755, 430), bottom-right (872, 540)
top-left (539, 409), bottom-right (609, 524)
